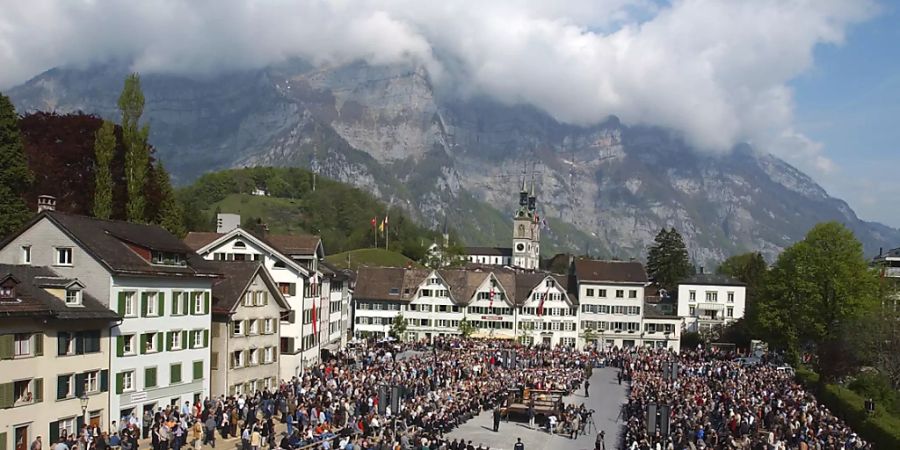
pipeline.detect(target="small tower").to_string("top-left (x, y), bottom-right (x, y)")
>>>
top-left (512, 171), bottom-right (540, 270)
top-left (37, 195), bottom-right (56, 213)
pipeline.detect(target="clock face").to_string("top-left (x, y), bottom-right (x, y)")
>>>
top-left (516, 243), bottom-right (525, 252)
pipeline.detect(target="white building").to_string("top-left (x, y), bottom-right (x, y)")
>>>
top-left (0, 210), bottom-right (217, 432)
top-left (464, 247), bottom-right (512, 266)
top-left (676, 273), bottom-right (746, 334)
top-left (184, 225), bottom-right (347, 379)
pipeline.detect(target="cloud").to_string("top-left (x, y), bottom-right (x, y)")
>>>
top-left (0, 0), bottom-right (877, 170)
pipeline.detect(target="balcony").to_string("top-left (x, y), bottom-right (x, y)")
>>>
top-left (884, 267), bottom-right (900, 278)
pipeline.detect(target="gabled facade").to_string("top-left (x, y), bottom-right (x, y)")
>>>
top-left (207, 262), bottom-right (290, 397)
top-left (185, 226), bottom-right (337, 379)
top-left (0, 265), bottom-right (119, 450)
top-left (676, 273), bottom-right (746, 333)
top-left (0, 211), bottom-right (217, 434)
top-left (516, 274), bottom-right (578, 347)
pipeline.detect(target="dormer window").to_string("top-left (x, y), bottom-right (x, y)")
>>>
top-left (0, 286), bottom-right (14, 299)
top-left (65, 288), bottom-right (82, 306)
top-left (151, 251), bottom-right (187, 267)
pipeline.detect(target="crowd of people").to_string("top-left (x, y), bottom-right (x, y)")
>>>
top-left (46, 338), bottom-right (591, 450)
top-left (615, 348), bottom-right (870, 450)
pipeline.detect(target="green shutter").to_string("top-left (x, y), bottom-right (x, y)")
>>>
top-left (33, 378), bottom-right (42, 403)
top-left (33, 333), bottom-right (43, 356)
top-left (74, 373), bottom-right (86, 397)
top-left (188, 331), bottom-right (195, 349)
top-left (139, 334), bottom-right (147, 354)
top-left (115, 373), bottom-right (124, 395)
top-left (157, 292), bottom-right (165, 317)
top-left (141, 293), bottom-right (149, 317)
top-left (118, 292), bottom-right (127, 316)
top-left (157, 332), bottom-right (163, 352)
top-left (273, 320), bottom-right (278, 335)
top-left (182, 295), bottom-right (189, 317)
top-left (166, 332), bottom-right (173, 351)
top-left (57, 333), bottom-right (67, 356)
top-left (48, 424), bottom-right (58, 445)
top-left (57, 375), bottom-right (68, 400)
top-left (100, 370), bottom-right (108, 392)
top-left (0, 335), bottom-right (13, 360)
top-left (189, 294), bottom-right (196, 315)
top-left (204, 292), bottom-right (210, 314)
top-left (170, 364), bottom-right (181, 384)
top-left (193, 361), bottom-right (202, 380)
top-left (0, 383), bottom-right (12, 408)
top-left (171, 294), bottom-right (177, 316)
top-left (202, 330), bottom-right (209, 348)
top-left (181, 330), bottom-right (188, 350)
top-left (145, 367), bottom-right (156, 388)
top-left (116, 336), bottom-right (124, 357)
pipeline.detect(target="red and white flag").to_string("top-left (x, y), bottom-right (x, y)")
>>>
top-left (311, 299), bottom-right (318, 335)
top-left (489, 286), bottom-right (495, 309)
top-left (537, 291), bottom-right (547, 317)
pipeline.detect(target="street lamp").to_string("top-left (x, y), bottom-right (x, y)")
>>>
top-left (79, 391), bottom-right (90, 423)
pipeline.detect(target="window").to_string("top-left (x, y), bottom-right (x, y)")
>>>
top-left (146, 292), bottom-right (158, 316)
top-left (123, 292), bottom-right (136, 317)
top-left (232, 350), bottom-right (246, 368)
top-left (14, 379), bottom-right (35, 405)
top-left (279, 283), bottom-right (295, 296)
top-left (689, 306), bottom-right (696, 316)
top-left (21, 246), bottom-right (31, 264)
top-left (57, 417), bottom-right (77, 437)
top-left (727, 291), bottom-right (735, 302)
top-left (14, 333), bottom-right (32, 357)
top-left (85, 370), bottom-right (99, 393)
top-left (171, 331), bottom-right (182, 350)
top-left (596, 289), bottom-right (606, 297)
top-left (55, 247), bottom-right (73, 265)
top-left (243, 293), bottom-right (254, 307)
top-left (264, 347), bottom-right (274, 364)
top-left (122, 370), bottom-right (134, 392)
top-left (65, 289), bottom-right (82, 306)
top-left (144, 333), bottom-right (157, 353)
top-left (57, 374), bottom-right (73, 399)
top-left (249, 349), bottom-right (259, 365)
top-left (122, 334), bottom-right (135, 355)
top-left (615, 290), bottom-right (624, 298)
top-left (248, 320), bottom-right (258, 335)
top-left (192, 330), bottom-right (203, 348)
top-left (58, 332), bottom-right (75, 356)
top-left (706, 291), bottom-right (718, 302)
top-left (172, 292), bottom-right (184, 315)
top-left (629, 290), bottom-right (638, 299)
top-left (233, 241), bottom-right (246, 249)
top-left (193, 293), bottom-right (203, 314)
top-left (150, 251), bottom-right (186, 266)
top-left (264, 319), bottom-right (274, 334)
top-left (689, 290), bottom-right (696, 301)
top-left (586, 288), bottom-right (594, 297)
top-left (727, 307), bottom-right (734, 318)
top-left (233, 320), bottom-right (243, 336)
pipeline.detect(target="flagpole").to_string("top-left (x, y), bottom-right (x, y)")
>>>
top-left (385, 215), bottom-right (389, 251)
top-left (374, 217), bottom-right (378, 249)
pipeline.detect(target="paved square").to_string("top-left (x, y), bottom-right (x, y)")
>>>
top-left (445, 367), bottom-right (626, 450)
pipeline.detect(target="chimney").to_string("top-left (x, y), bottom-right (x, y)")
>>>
top-left (879, 247), bottom-right (883, 257)
top-left (216, 213), bottom-right (241, 233)
top-left (37, 195), bottom-right (56, 213)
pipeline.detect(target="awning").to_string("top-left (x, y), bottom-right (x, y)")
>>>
top-left (471, 330), bottom-right (516, 340)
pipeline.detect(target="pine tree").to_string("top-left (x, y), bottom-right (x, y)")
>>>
top-left (92, 120), bottom-right (116, 219)
top-left (119, 73), bottom-right (150, 223)
top-left (0, 93), bottom-right (34, 237)
top-left (154, 161), bottom-right (185, 236)
top-left (646, 227), bottom-right (692, 292)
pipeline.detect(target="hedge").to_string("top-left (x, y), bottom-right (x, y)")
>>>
top-left (795, 367), bottom-right (900, 449)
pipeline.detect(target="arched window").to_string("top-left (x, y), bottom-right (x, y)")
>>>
top-left (233, 241), bottom-right (246, 249)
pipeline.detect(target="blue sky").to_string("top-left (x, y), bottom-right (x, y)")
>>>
top-left (792, 2), bottom-right (900, 227)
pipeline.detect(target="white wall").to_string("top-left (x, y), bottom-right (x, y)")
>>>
top-left (676, 283), bottom-right (746, 332)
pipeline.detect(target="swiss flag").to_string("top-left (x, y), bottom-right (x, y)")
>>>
top-left (370, 217), bottom-right (377, 228)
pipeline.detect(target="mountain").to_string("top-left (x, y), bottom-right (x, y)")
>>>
top-left (8, 61), bottom-right (900, 264)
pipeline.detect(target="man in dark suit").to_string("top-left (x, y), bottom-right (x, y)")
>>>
top-left (492, 406), bottom-right (501, 432)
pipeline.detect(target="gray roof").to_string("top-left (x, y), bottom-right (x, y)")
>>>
top-left (0, 265), bottom-right (119, 320)
top-left (464, 247), bottom-right (513, 257)
top-left (574, 259), bottom-right (648, 284)
top-left (679, 273), bottom-right (745, 287)
top-left (207, 261), bottom-right (289, 315)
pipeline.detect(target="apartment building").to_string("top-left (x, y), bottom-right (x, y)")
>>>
top-left (676, 272), bottom-right (746, 333)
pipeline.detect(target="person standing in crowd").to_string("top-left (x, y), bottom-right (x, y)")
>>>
top-left (513, 437), bottom-right (524, 450)
top-left (492, 406), bottom-right (501, 432)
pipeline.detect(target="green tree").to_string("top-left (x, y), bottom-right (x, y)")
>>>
top-left (154, 161), bottom-right (185, 236)
top-left (717, 252), bottom-right (768, 337)
top-left (759, 222), bottom-right (880, 381)
top-left (389, 313), bottom-right (408, 340)
top-left (458, 316), bottom-right (476, 338)
top-left (119, 73), bottom-right (150, 223)
top-left (646, 228), bottom-right (692, 291)
top-left (0, 93), bottom-right (33, 237)
top-left (92, 120), bottom-right (116, 219)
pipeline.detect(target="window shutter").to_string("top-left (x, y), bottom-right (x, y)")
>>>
top-left (118, 292), bottom-right (127, 316)
top-left (57, 332), bottom-right (68, 356)
top-left (74, 373), bottom-right (86, 397)
top-left (116, 336), bottom-right (124, 357)
top-left (181, 331), bottom-right (188, 350)
top-left (33, 378), bottom-right (43, 403)
top-left (189, 294), bottom-right (196, 315)
top-left (203, 330), bottom-right (209, 347)
top-left (188, 331), bottom-right (195, 349)
top-left (0, 383), bottom-right (12, 408)
top-left (157, 292), bottom-right (165, 317)
top-left (115, 373), bottom-right (124, 395)
top-left (139, 334), bottom-right (147, 354)
top-left (210, 352), bottom-right (218, 371)
top-left (204, 292), bottom-right (210, 314)
top-left (57, 375), bottom-right (68, 400)
top-left (170, 364), bottom-right (181, 384)
top-left (0, 335), bottom-right (13, 360)
top-left (157, 332), bottom-right (164, 352)
top-left (75, 332), bottom-right (85, 355)
top-left (145, 367), bottom-right (156, 388)
top-left (76, 416), bottom-right (84, 432)
top-left (171, 295), bottom-right (178, 316)
top-left (100, 369), bottom-right (108, 392)
top-left (273, 320), bottom-right (278, 335)
top-left (141, 293), bottom-right (149, 317)
top-left (33, 333), bottom-right (43, 356)
top-left (182, 295), bottom-right (189, 316)
top-left (166, 332), bottom-right (173, 352)
top-left (48, 424), bottom-right (59, 445)
top-left (289, 283), bottom-right (296, 296)
top-left (193, 361), bottom-right (202, 380)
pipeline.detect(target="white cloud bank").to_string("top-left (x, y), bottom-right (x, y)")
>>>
top-left (0, 0), bottom-right (877, 171)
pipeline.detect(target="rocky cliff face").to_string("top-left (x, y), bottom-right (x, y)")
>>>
top-left (9, 61), bottom-right (899, 263)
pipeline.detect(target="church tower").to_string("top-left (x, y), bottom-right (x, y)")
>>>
top-left (512, 174), bottom-right (540, 270)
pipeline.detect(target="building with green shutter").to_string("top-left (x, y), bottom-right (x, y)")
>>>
top-left (0, 264), bottom-right (118, 450)
top-left (0, 210), bottom-right (220, 434)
